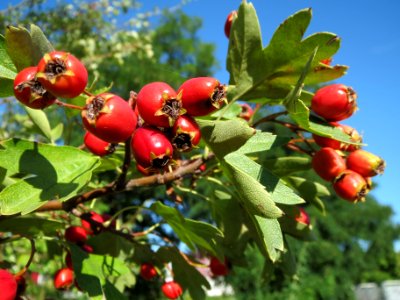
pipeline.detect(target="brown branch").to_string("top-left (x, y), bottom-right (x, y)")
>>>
top-left (114, 137), bottom-right (132, 190)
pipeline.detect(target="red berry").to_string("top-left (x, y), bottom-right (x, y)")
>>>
top-left (209, 257), bottom-right (230, 277)
top-left (171, 115), bottom-right (201, 152)
top-left (54, 268), bottom-right (74, 290)
top-left (82, 93), bottom-right (137, 143)
top-left (65, 226), bottom-right (88, 244)
top-left (239, 103), bottom-right (254, 121)
top-left (0, 269), bottom-right (17, 300)
top-left (333, 170), bottom-right (368, 202)
top-left (136, 162), bottom-right (158, 176)
top-left (80, 243), bottom-right (94, 253)
top-left (224, 10), bottom-right (237, 38)
top-left (13, 66), bottom-right (56, 109)
top-left (36, 51), bottom-right (88, 98)
top-left (84, 131), bottom-right (115, 157)
top-left (311, 84), bottom-right (357, 121)
top-left (162, 281), bottom-right (183, 300)
top-left (136, 82), bottom-right (185, 128)
top-left (140, 263), bottom-right (158, 281)
top-left (320, 58), bottom-right (332, 65)
top-left (81, 211), bottom-right (106, 235)
top-left (346, 149), bottom-right (385, 177)
top-left (312, 147), bottom-right (346, 181)
top-left (312, 122), bottom-right (362, 152)
top-left (178, 77), bottom-right (227, 116)
top-left (15, 273), bottom-right (27, 296)
top-left (295, 207), bottom-right (310, 226)
top-left (131, 126), bottom-right (173, 170)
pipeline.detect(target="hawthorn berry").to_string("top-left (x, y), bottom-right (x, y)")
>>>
top-left (84, 131), bottom-right (115, 157)
top-left (15, 273), bottom-right (27, 297)
top-left (312, 123), bottom-right (362, 152)
top-left (295, 207), bottom-right (310, 226)
top-left (136, 82), bottom-right (185, 128)
top-left (131, 126), bottom-right (173, 170)
top-left (82, 93), bottom-right (137, 143)
top-left (224, 10), bottom-right (237, 38)
top-left (239, 103), bottom-right (254, 121)
top-left (346, 149), bottom-right (385, 177)
top-left (64, 226), bottom-right (88, 244)
top-left (320, 58), bottom-right (332, 65)
top-left (178, 77), bottom-right (227, 116)
top-left (13, 66), bottom-right (56, 109)
top-left (171, 115), bottom-right (201, 152)
top-left (311, 84), bottom-right (357, 121)
top-left (81, 211), bottom-right (107, 235)
top-left (333, 170), bottom-right (368, 202)
top-left (312, 147), bottom-right (346, 181)
top-left (140, 263), bottom-right (158, 281)
top-left (0, 269), bottom-right (17, 300)
top-left (36, 51), bottom-right (88, 98)
top-left (209, 257), bottom-right (230, 277)
top-left (161, 281), bottom-right (183, 300)
top-left (54, 268), bottom-right (74, 290)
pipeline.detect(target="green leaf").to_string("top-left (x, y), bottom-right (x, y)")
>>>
top-left (150, 201), bottom-right (224, 257)
top-left (261, 156), bottom-right (312, 177)
top-left (227, 3), bottom-right (346, 102)
top-left (88, 232), bottom-right (134, 257)
top-left (197, 119), bottom-right (255, 159)
top-left (279, 206), bottom-right (314, 240)
top-left (0, 216), bottom-right (63, 236)
top-left (235, 131), bottom-right (290, 155)
top-left (0, 139), bottom-right (100, 215)
top-left (157, 247), bottom-right (211, 300)
top-left (51, 123), bottom-right (64, 142)
top-left (210, 101), bottom-right (242, 119)
top-left (24, 106), bottom-right (53, 142)
top-left (0, 35), bottom-right (17, 97)
top-left (29, 24), bottom-right (54, 64)
top-left (5, 26), bottom-right (34, 71)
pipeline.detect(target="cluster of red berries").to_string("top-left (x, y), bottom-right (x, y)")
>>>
top-left (311, 84), bottom-right (385, 202)
top-left (0, 269), bottom-right (26, 300)
top-left (54, 211), bottom-right (113, 290)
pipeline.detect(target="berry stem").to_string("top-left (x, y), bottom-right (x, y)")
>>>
top-left (114, 137), bottom-right (132, 191)
top-left (83, 89), bottom-right (94, 97)
top-left (55, 99), bottom-right (84, 111)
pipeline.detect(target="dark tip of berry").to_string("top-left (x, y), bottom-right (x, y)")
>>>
top-left (45, 58), bottom-right (67, 79)
top-left (152, 156), bottom-right (170, 169)
top-left (86, 96), bottom-right (105, 120)
top-left (161, 99), bottom-right (183, 120)
top-left (211, 84), bottom-right (226, 107)
top-left (172, 133), bottom-right (192, 151)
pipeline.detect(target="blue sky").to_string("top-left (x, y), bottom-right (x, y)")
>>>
top-left (1, 0), bottom-right (399, 222)
top-left (139, 0), bottom-right (400, 222)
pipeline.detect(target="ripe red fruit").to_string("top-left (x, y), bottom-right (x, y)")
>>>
top-left (311, 84), bottom-right (357, 121)
top-left (312, 123), bottom-right (362, 152)
top-left (54, 268), bottom-right (74, 290)
top-left (312, 147), bottom-right (346, 181)
top-left (320, 58), bottom-right (332, 65)
top-left (209, 257), bottom-right (230, 277)
top-left (178, 77), bottom-right (227, 116)
top-left (82, 93), bottom-right (137, 143)
top-left (333, 170), bottom-right (368, 202)
top-left (346, 149), bottom-right (385, 177)
top-left (81, 211), bottom-right (106, 235)
top-left (36, 51), bottom-right (88, 98)
top-left (131, 126), bottom-right (173, 170)
top-left (239, 103), bottom-right (254, 121)
top-left (13, 66), bottom-right (56, 109)
top-left (136, 82), bottom-right (185, 128)
top-left (224, 10), bottom-right (237, 38)
top-left (295, 207), bottom-right (310, 226)
top-left (171, 115), bottom-right (201, 152)
top-left (0, 269), bottom-right (17, 300)
top-left (140, 263), bottom-right (158, 281)
top-left (84, 131), bottom-right (115, 157)
top-left (161, 281), bottom-right (183, 300)
top-left (64, 226), bottom-right (88, 244)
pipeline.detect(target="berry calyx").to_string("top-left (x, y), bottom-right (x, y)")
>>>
top-left (84, 131), bottom-right (115, 157)
top-left (312, 123), bottom-right (362, 152)
top-left (131, 126), bottom-right (174, 170)
top-left (136, 82), bottom-right (185, 128)
top-left (209, 257), bottom-right (230, 277)
top-left (311, 84), bottom-right (357, 121)
top-left (171, 115), bottom-right (201, 152)
top-left (140, 263), bottom-right (158, 281)
top-left (0, 269), bottom-right (17, 300)
top-left (312, 147), bottom-right (346, 181)
top-left (64, 226), bottom-right (88, 244)
top-left (36, 51), bottom-right (88, 98)
top-left (346, 149), bottom-right (386, 177)
top-left (178, 77), bottom-right (227, 116)
top-left (54, 268), bottom-right (74, 290)
top-left (13, 66), bottom-right (56, 109)
top-left (333, 170), bottom-right (368, 202)
top-left (295, 207), bottom-right (310, 226)
top-left (224, 10), bottom-right (238, 38)
top-left (161, 281), bottom-right (183, 300)
top-left (82, 93), bottom-right (137, 143)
